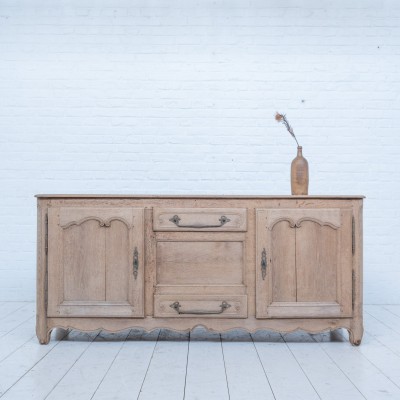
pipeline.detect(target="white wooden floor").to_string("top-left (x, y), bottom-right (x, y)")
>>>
top-left (0, 303), bottom-right (400, 399)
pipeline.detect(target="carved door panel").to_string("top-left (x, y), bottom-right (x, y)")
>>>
top-left (256, 208), bottom-right (353, 318)
top-left (47, 207), bottom-right (144, 317)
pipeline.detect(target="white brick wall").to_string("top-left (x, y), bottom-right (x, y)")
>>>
top-left (0, 0), bottom-right (399, 303)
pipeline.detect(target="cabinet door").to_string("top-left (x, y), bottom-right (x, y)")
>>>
top-left (256, 208), bottom-right (353, 318)
top-left (47, 207), bottom-right (144, 317)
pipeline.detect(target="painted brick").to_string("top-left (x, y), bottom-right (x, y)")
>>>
top-left (0, 1), bottom-right (399, 303)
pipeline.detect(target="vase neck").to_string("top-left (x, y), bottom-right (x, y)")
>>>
top-left (297, 146), bottom-right (303, 157)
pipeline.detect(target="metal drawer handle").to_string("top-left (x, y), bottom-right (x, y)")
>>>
top-left (169, 214), bottom-right (231, 229)
top-left (133, 247), bottom-right (139, 279)
top-left (261, 248), bottom-right (267, 280)
top-left (170, 301), bottom-right (231, 315)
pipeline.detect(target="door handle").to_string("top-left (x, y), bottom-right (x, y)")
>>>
top-left (261, 248), bottom-right (267, 280)
top-left (170, 301), bottom-right (231, 315)
top-left (169, 214), bottom-right (231, 229)
top-left (133, 247), bottom-right (139, 279)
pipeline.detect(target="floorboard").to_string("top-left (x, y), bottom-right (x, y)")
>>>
top-left (0, 303), bottom-right (400, 400)
top-left (0, 318), bottom-right (36, 363)
top-left (0, 329), bottom-right (67, 396)
top-left (45, 330), bottom-right (131, 400)
top-left (316, 336), bottom-right (400, 399)
top-left (384, 305), bottom-right (400, 318)
top-left (184, 328), bottom-right (229, 400)
top-left (92, 329), bottom-right (160, 400)
top-left (138, 329), bottom-right (188, 400)
top-left (252, 330), bottom-right (320, 400)
top-left (351, 331), bottom-right (400, 389)
top-left (364, 312), bottom-right (400, 356)
top-left (0, 330), bottom-right (99, 400)
top-left (221, 329), bottom-right (275, 400)
top-left (0, 303), bottom-right (35, 337)
top-left (365, 305), bottom-right (400, 335)
top-left (284, 331), bottom-right (366, 400)
top-left (0, 303), bottom-right (29, 320)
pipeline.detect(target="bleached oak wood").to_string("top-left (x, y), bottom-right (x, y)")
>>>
top-left (270, 218), bottom-right (296, 302)
top-left (256, 208), bottom-right (353, 319)
top-left (45, 316), bottom-right (357, 341)
top-left (37, 195), bottom-right (363, 345)
top-left (154, 295), bottom-right (247, 318)
top-left (36, 194), bottom-right (365, 199)
top-left (156, 240), bottom-right (244, 285)
top-left (153, 207), bottom-right (247, 231)
top-left (348, 200), bottom-right (364, 346)
top-left (47, 207), bottom-right (144, 319)
top-left (36, 200), bottom-right (48, 344)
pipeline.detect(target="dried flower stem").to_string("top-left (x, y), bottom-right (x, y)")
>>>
top-left (275, 112), bottom-right (300, 147)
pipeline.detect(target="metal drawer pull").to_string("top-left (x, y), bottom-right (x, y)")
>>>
top-left (170, 301), bottom-right (231, 315)
top-left (261, 248), bottom-right (267, 280)
top-left (169, 214), bottom-right (231, 229)
top-left (133, 247), bottom-right (139, 279)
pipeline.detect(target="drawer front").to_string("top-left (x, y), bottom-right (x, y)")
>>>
top-left (154, 295), bottom-right (247, 318)
top-left (153, 208), bottom-right (247, 231)
top-left (156, 240), bottom-right (244, 286)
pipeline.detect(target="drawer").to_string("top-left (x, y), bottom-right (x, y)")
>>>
top-left (156, 240), bottom-right (245, 286)
top-left (154, 295), bottom-right (247, 318)
top-left (153, 208), bottom-right (247, 231)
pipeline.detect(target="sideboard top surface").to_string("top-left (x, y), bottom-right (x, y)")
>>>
top-left (35, 194), bottom-right (365, 199)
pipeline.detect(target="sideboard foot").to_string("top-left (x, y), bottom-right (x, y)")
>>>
top-left (347, 324), bottom-right (363, 346)
top-left (37, 327), bottom-right (52, 345)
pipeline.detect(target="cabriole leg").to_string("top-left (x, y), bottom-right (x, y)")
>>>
top-left (347, 320), bottom-right (363, 346)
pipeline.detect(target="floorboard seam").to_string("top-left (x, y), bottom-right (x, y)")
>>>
top-left (310, 333), bottom-right (368, 399)
top-left (89, 329), bottom-right (132, 400)
top-left (334, 329), bottom-right (400, 392)
top-left (365, 310), bottom-right (400, 336)
top-left (136, 329), bottom-right (161, 400)
top-left (250, 332), bottom-right (277, 400)
top-left (42, 330), bottom-right (101, 400)
top-left (182, 330), bottom-right (190, 400)
top-left (363, 327), bottom-right (400, 358)
top-left (0, 315), bottom-right (35, 340)
top-left (220, 333), bottom-right (231, 400)
top-left (0, 304), bottom-right (29, 322)
top-left (0, 333), bottom-right (36, 364)
top-left (282, 333), bottom-right (322, 400)
top-left (382, 305), bottom-right (400, 320)
top-left (0, 329), bottom-right (69, 398)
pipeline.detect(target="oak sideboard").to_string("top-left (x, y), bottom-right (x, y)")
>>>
top-left (36, 194), bottom-right (364, 345)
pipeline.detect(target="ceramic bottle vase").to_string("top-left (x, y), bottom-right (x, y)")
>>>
top-left (291, 146), bottom-right (309, 195)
